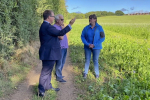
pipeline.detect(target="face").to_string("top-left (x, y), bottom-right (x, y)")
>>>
top-left (48, 12), bottom-right (55, 24)
top-left (89, 17), bottom-right (96, 25)
top-left (57, 16), bottom-right (64, 26)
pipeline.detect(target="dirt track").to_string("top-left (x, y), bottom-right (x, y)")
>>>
top-left (1, 50), bottom-right (77, 100)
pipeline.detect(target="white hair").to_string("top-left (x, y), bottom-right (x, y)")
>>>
top-left (55, 14), bottom-right (63, 23)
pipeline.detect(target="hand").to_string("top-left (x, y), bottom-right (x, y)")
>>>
top-left (89, 44), bottom-right (94, 48)
top-left (58, 36), bottom-right (64, 40)
top-left (69, 18), bottom-right (76, 26)
top-left (61, 24), bottom-right (65, 29)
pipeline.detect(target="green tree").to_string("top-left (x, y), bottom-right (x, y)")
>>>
top-left (107, 12), bottom-right (115, 16)
top-left (84, 11), bottom-right (115, 18)
top-left (115, 10), bottom-right (124, 16)
top-left (68, 13), bottom-right (85, 19)
top-left (101, 11), bottom-right (108, 16)
top-left (0, 0), bottom-right (68, 59)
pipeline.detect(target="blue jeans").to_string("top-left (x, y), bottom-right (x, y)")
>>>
top-left (84, 48), bottom-right (101, 76)
top-left (55, 48), bottom-right (67, 79)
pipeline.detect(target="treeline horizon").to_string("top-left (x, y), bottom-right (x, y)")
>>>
top-left (67, 10), bottom-right (125, 19)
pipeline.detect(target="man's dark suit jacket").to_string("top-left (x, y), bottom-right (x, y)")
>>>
top-left (39, 21), bottom-right (71, 60)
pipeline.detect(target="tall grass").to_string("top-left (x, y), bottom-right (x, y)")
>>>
top-left (68, 15), bottom-right (150, 99)
top-left (103, 24), bottom-right (150, 39)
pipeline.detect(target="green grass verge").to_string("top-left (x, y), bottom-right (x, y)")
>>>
top-left (68, 15), bottom-right (150, 100)
top-left (0, 42), bottom-right (39, 97)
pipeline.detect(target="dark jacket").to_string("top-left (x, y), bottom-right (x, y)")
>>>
top-left (39, 21), bottom-right (70, 60)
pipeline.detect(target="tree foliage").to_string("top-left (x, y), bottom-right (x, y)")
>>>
top-left (0, 0), bottom-right (67, 60)
top-left (68, 13), bottom-right (85, 19)
top-left (0, 0), bottom-right (39, 60)
top-left (115, 10), bottom-right (124, 16)
top-left (68, 11), bottom-right (115, 19)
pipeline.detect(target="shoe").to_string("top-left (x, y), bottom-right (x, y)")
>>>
top-left (52, 87), bottom-right (60, 91)
top-left (56, 76), bottom-right (64, 79)
top-left (83, 73), bottom-right (87, 78)
top-left (56, 78), bottom-right (66, 82)
top-left (38, 92), bottom-right (45, 97)
top-left (96, 75), bottom-right (99, 78)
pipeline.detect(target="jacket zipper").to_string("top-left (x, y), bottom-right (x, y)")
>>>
top-left (93, 26), bottom-right (97, 44)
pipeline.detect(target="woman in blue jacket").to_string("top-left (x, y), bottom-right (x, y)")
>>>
top-left (81, 14), bottom-right (105, 78)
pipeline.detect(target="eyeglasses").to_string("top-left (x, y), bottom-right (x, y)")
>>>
top-left (60, 19), bottom-right (64, 21)
top-left (50, 16), bottom-right (55, 17)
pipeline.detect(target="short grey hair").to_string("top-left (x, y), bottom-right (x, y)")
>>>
top-left (55, 14), bottom-right (63, 23)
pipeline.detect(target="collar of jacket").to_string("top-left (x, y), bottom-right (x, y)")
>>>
top-left (88, 22), bottom-right (99, 28)
top-left (43, 21), bottom-right (52, 25)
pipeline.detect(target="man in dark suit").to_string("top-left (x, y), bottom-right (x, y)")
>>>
top-left (38, 10), bottom-right (76, 97)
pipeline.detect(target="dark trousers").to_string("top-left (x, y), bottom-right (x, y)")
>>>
top-left (38, 60), bottom-right (55, 93)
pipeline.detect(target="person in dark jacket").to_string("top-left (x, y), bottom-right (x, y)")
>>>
top-left (81, 14), bottom-right (105, 79)
top-left (38, 10), bottom-right (76, 97)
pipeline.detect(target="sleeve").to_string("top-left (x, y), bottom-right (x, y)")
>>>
top-left (68, 24), bottom-right (72, 29)
top-left (81, 27), bottom-right (90, 46)
top-left (93, 26), bottom-right (105, 47)
top-left (47, 25), bottom-right (71, 36)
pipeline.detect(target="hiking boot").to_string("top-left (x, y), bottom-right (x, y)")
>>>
top-left (56, 78), bottom-right (66, 82)
top-left (51, 87), bottom-right (60, 91)
top-left (38, 92), bottom-right (45, 97)
top-left (96, 75), bottom-right (99, 79)
top-left (83, 73), bottom-right (87, 78)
